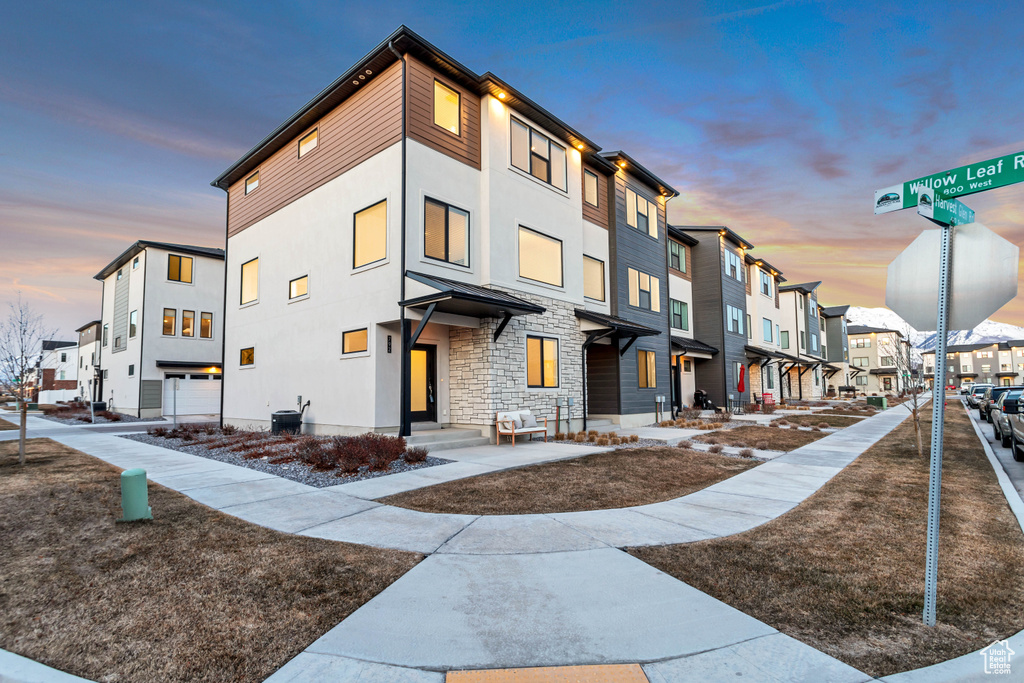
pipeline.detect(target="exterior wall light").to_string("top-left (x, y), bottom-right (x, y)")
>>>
top-left (618, 161), bottom-right (626, 168)
top-left (497, 92), bottom-right (507, 99)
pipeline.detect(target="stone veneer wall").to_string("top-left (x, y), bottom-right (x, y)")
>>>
top-left (448, 288), bottom-right (586, 429)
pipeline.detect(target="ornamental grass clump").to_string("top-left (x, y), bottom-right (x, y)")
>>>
top-left (629, 434), bottom-right (639, 443)
top-left (739, 448), bottom-right (754, 458)
top-left (596, 437), bottom-right (610, 446)
top-left (708, 444), bottom-right (724, 454)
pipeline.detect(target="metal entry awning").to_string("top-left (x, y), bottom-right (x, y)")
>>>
top-left (671, 335), bottom-right (718, 357)
top-left (575, 309), bottom-right (660, 356)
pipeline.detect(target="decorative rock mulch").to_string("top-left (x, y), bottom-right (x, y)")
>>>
top-left (40, 413), bottom-right (166, 426)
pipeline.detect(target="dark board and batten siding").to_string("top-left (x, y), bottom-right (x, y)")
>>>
top-left (586, 343), bottom-right (620, 415)
top-left (405, 55), bottom-right (481, 170)
top-left (582, 164), bottom-right (610, 230)
top-left (688, 234), bottom-right (726, 404)
top-left (226, 61), bottom-right (404, 237)
top-left (610, 172), bottom-right (671, 415)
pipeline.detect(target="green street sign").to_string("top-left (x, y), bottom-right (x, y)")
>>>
top-left (916, 188), bottom-right (975, 226)
top-left (875, 150), bottom-right (1024, 214)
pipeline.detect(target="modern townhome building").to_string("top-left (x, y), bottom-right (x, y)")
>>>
top-left (819, 305), bottom-right (852, 394)
top-left (777, 282), bottom-right (828, 400)
top-left (846, 325), bottom-right (911, 395)
top-left (212, 26), bottom-right (679, 438)
top-left (922, 340), bottom-right (1024, 388)
top-left (95, 241), bottom-right (225, 418)
top-left (76, 321), bottom-right (102, 402)
top-left (742, 252), bottom-right (787, 405)
top-left (36, 340), bottom-right (79, 404)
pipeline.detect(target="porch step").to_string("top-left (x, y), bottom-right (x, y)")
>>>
top-left (586, 419), bottom-right (615, 429)
top-left (411, 421), bottom-right (444, 431)
top-left (406, 427), bottom-right (490, 452)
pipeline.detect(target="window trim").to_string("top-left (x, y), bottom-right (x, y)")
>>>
top-left (582, 255), bottom-right (605, 302)
top-left (432, 79), bottom-right (461, 137)
top-left (288, 275), bottom-right (310, 301)
top-left (342, 328), bottom-right (370, 356)
top-left (239, 346), bottom-right (255, 368)
top-left (763, 317), bottom-right (772, 343)
top-left (167, 254), bottom-right (194, 284)
top-left (517, 225), bottom-right (564, 289)
top-left (509, 116), bottom-right (568, 193)
top-left (244, 170), bottom-right (260, 195)
top-left (627, 267), bottom-right (661, 312)
top-left (240, 257), bottom-right (259, 306)
top-left (669, 240), bottom-right (686, 273)
top-left (759, 270), bottom-right (772, 296)
top-left (423, 197), bottom-right (470, 268)
top-left (638, 349), bottom-right (657, 389)
top-left (526, 334), bottom-right (560, 389)
top-left (625, 187), bottom-right (658, 239)
top-left (353, 199), bottom-right (389, 270)
top-left (670, 299), bottom-right (688, 331)
top-left (583, 169), bottom-right (599, 207)
top-left (297, 127), bottom-right (319, 159)
top-left (129, 310), bottom-right (138, 339)
top-left (726, 304), bottom-right (744, 336)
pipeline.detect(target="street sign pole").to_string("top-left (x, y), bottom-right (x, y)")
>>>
top-left (922, 222), bottom-right (953, 627)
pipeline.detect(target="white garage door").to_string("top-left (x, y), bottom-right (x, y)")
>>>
top-left (163, 374), bottom-right (221, 416)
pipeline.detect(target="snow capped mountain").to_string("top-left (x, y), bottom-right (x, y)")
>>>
top-left (845, 307), bottom-right (1024, 350)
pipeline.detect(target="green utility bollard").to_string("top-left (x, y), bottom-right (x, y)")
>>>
top-left (120, 468), bottom-right (153, 521)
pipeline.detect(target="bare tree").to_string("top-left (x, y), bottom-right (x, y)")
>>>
top-left (0, 294), bottom-right (56, 465)
top-left (889, 325), bottom-right (925, 458)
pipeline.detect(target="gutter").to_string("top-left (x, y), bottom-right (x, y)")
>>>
top-left (389, 40), bottom-right (411, 438)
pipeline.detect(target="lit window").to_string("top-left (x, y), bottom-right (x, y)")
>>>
top-left (245, 171), bottom-right (259, 194)
top-left (343, 328), bottom-right (368, 354)
top-left (433, 80), bottom-right (460, 135)
top-left (626, 188), bottom-right (657, 238)
top-left (583, 170), bottom-right (599, 207)
top-left (726, 305), bottom-right (744, 335)
top-left (510, 118), bottom-right (567, 191)
top-left (627, 267), bottom-right (660, 312)
top-left (289, 276), bottom-right (308, 299)
top-left (669, 241), bottom-right (686, 272)
top-left (163, 308), bottom-right (176, 336)
top-left (638, 350), bottom-right (656, 388)
top-left (518, 227), bottom-right (562, 287)
top-left (354, 200), bottom-right (387, 268)
top-left (241, 257), bottom-right (259, 304)
top-left (129, 310), bottom-right (138, 338)
top-left (200, 312), bottom-right (213, 339)
top-left (298, 129), bottom-right (318, 157)
top-left (671, 300), bottom-right (688, 330)
top-left (583, 256), bottom-right (605, 301)
top-left (240, 347), bottom-right (254, 366)
top-left (424, 198), bottom-right (469, 267)
top-left (182, 310), bottom-right (195, 337)
top-left (526, 336), bottom-right (559, 388)
top-left (168, 254), bottom-right (193, 283)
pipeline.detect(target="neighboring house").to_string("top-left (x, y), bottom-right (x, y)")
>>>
top-left (846, 325), bottom-right (911, 395)
top-left (819, 305), bottom-right (852, 394)
top-left (742, 253), bottom-right (787, 405)
top-left (922, 340), bottom-right (1024, 388)
top-left (665, 227), bottom-right (715, 412)
top-left (37, 340), bottom-right (79, 404)
top-left (211, 26), bottom-right (681, 438)
top-left (778, 282), bottom-right (828, 400)
top-left (94, 241), bottom-right (225, 418)
top-left (76, 321), bottom-right (102, 402)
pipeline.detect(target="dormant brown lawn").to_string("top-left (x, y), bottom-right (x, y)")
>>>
top-left (0, 439), bottom-right (421, 683)
top-left (382, 446), bottom-right (759, 515)
top-left (630, 405), bottom-right (1024, 677)
top-left (695, 424), bottom-right (827, 451)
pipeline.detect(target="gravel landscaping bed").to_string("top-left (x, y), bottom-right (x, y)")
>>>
top-left (120, 432), bottom-right (452, 488)
top-left (41, 413), bottom-right (166, 426)
top-left (549, 437), bottom-right (665, 449)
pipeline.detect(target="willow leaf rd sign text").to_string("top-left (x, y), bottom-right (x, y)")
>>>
top-left (875, 150), bottom-right (1024, 214)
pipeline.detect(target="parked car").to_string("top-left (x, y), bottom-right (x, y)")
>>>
top-left (992, 389), bottom-right (1024, 447)
top-left (1009, 398), bottom-right (1024, 462)
top-left (960, 381), bottom-right (974, 395)
top-left (967, 384), bottom-right (994, 408)
top-left (980, 386), bottom-right (1022, 422)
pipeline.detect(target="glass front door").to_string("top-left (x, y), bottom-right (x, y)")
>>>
top-left (410, 345), bottom-right (437, 423)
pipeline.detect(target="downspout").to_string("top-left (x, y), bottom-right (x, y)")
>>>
top-left (389, 40), bottom-right (410, 437)
top-left (137, 256), bottom-right (147, 418)
top-left (97, 283), bottom-right (106, 403)
top-left (218, 194), bottom-right (229, 429)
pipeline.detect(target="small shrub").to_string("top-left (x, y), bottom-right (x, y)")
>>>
top-left (681, 408), bottom-right (702, 420)
top-left (777, 419), bottom-right (789, 426)
top-left (718, 411), bottom-right (733, 423)
top-left (596, 437), bottom-right (610, 446)
top-left (607, 431), bottom-right (617, 439)
top-left (817, 422), bottom-right (831, 429)
top-left (659, 421), bottom-right (673, 427)
top-left (811, 426), bottom-right (821, 432)
top-left (295, 436), bottom-right (333, 470)
top-left (609, 437), bottom-right (621, 445)
top-left (76, 416), bottom-right (91, 422)
top-left (180, 430), bottom-right (195, 441)
top-left (761, 403), bottom-right (777, 415)
top-left (221, 424), bottom-right (237, 435)
top-left (203, 423), bottom-right (217, 435)
top-left (629, 434), bottom-right (639, 443)
top-left (326, 437), bottom-right (361, 474)
top-left (149, 426), bottom-right (169, 437)
top-left (678, 440), bottom-right (694, 449)
top-left (587, 433), bottom-right (597, 443)
top-left (674, 419), bottom-right (686, 427)
top-left (566, 431), bottom-right (577, 440)
top-left (769, 422), bottom-right (780, 429)
top-left (708, 444), bottom-right (724, 454)
top-left (588, 430), bottom-right (598, 437)
top-left (555, 432), bottom-right (566, 441)
top-left (574, 433), bottom-right (586, 443)
top-left (755, 440), bottom-right (769, 450)
top-left (404, 446), bottom-right (428, 463)
top-left (739, 448), bottom-right (754, 458)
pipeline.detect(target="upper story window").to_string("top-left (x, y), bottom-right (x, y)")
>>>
top-left (354, 200), bottom-right (387, 268)
top-left (245, 171), bottom-right (259, 195)
top-left (811, 334), bottom-right (818, 352)
top-left (424, 198), bottom-right (469, 267)
top-left (671, 300), bottom-right (688, 330)
top-left (163, 308), bottom-right (176, 336)
top-left (510, 118), bottom-right (567, 192)
top-left (298, 129), bottom-right (318, 158)
top-left (760, 270), bottom-right (772, 296)
top-left (627, 268), bottom-right (660, 312)
top-left (168, 255), bottom-right (193, 283)
top-left (780, 330), bottom-right (789, 349)
top-left (116, 269), bottom-right (123, 281)
top-left (852, 338), bottom-right (871, 348)
top-left (724, 250), bottom-right (743, 281)
top-left (433, 81), bottom-right (460, 135)
top-left (584, 170), bottom-right (599, 207)
top-left (518, 227), bottom-right (562, 287)
top-left (626, 188), bottom-right (657, 238)
top-left (102, 324), bottom-right (108, 347)
top-left (763, 318), bottom-right (773, 342)
top-left (726, 305), bottom-right (744, 335)
top-left (182, 310), bottom-right (195, 337)
top-left (132, 256), bottom-right (139, 269)
top-left (583, 255), bottom-right (605, 302)
top-left (241, 258), bottom-right (259, 305)
top-left (977, 351), bottom-right (994, 358)
top-left (129, 310), bottom-right (138, 338)
top-left (289, 276), bottom-right (308, 300)
top-left (669, 241), bottom-right (686, 272)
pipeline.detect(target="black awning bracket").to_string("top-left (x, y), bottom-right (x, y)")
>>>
top-left (619, 334), bottom-right (638, 356)
top-left (408, 302), bottom-right (436, 347)
top-left (493, 311), bottom-right (513, 342)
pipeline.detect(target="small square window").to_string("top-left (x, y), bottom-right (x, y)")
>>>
top-left (116, 269), bottom-right (123, 280)
top-left (245, 171), bottom-right (259, 195)
top-left (289, 275), bottom-right (308, 299)
top-left (433, 80), bottom-right (460, 135)
top-left (298, 129), bottom-right (318, 157)
top-left (240, 347), bottom-right (255, 366)
top-left (168, 255), bottom-right (193, 283)
top-left (343, 329), bottom-right (368, 354)
top-left (583, 256), bottom-right (605, 302)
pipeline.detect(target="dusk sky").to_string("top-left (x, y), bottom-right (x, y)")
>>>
top-left (2, 0), bottom-right (1022, 338)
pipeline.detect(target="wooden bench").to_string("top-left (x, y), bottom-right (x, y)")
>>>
top-left (495, 410), bottom-right (548, 446)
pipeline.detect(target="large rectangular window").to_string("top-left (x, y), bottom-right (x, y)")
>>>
top-left (584, 170), bottom-right (599, 206)
top-left (852, 338), bottom-right (871, 348)
top-left (852, 357), bottom-right (869, 367)
top-left (168, 254), bottom-right (193, 283)
top-left (433, 80), bottom-right (460, 135)
top-left (760, 270), bottom-right (772, 296)
top-left (583, 256), bottom-right (605, 301)
top-left (625, 188), bottom-right (657, 238)
top-left (669, 241), bottom-right (686, 272)
top-left (526, 336), bottom-right (559, 388)
top-left (671, 300), bottom-right (688, 330)
top-left (182, 310), bottom-right (195, 338)
top-left (240, 257), bottom-right (259, 304)
top-left (289, 276), bottom-right (308, 299)
top-left (627, 268), bottom-right (660, 312)
top-left (726, 305), bottom-right (744, 335)
top-left (354, 200), bottom-right (387, 268)
top-left (518, 227), bottom-right (563, 287)
top-left (163, 308), bottom-right (176, 336)
top-left (129, 310), bottom-right (138, 338)
top-left (638, 350), bottom-right (656, 388)
top-left (762, 318), bottom-right (773, 342)
top-left (342, 329), bottom-right (368, 354)
top-left (240, 347), bottom-right (254, 366)
top-left (424, 198), bottom-right (469, 267)
top-left (298, 128), bottom-right (318, 157)
top-left (200, 312), bottom-right (213, 339)
top-left (724, 250), bottom-right (743, 281)
top-left (510, 118), bottom-right (567, 191)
